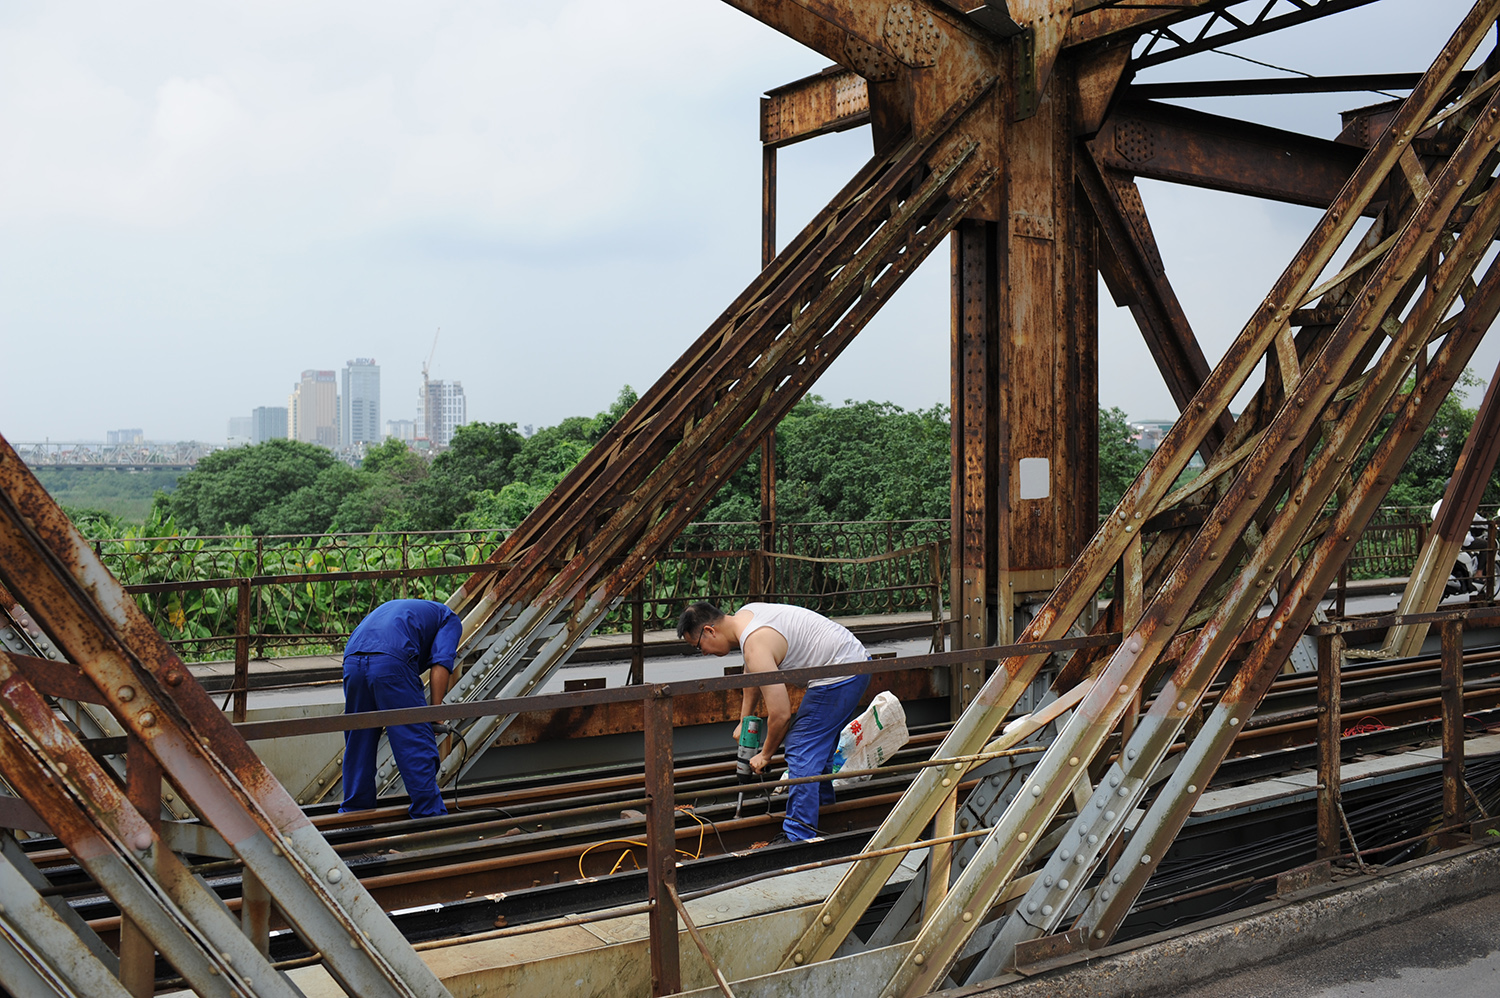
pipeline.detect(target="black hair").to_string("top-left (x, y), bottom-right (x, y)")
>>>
top-left (676, 601), bottom-right (725, 639)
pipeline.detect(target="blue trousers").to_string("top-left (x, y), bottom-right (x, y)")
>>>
top-left (782, 674), bottom-right (871, 841)
top-left (340, 652), bottom-right (446, 819)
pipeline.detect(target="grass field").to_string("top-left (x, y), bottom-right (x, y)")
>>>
top-left (32, 467), bottom-right (181, 524)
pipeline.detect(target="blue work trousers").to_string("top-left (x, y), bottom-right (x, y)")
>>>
top-left (782, 673), bottom-right (871, 841)
top-left (340, 652), bottom-right (446, 819)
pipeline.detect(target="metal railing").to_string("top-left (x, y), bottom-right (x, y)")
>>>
top-left (89, 522), bottom-right (951, 663)
top-left (83, 507), bottom-right (1488, 676)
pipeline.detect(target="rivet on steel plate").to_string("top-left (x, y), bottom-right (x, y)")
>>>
top-left (165, 671), bottom-right (183, 687)
top-left (1076, 854), bottom-right (1086, 865)
top-left (1106, 811), bottom-right (1115, 820)
top-left (1119, 787), bottom-right (1130, 797)
top-left (133, 831), bottom-right (152, 851)
top-left (117, 686), bottom-right (135, 702)
top-left (1018, 831), bottom-right (1028, 842)
top-left (1124, 525), bottom-right (1133, 533)
top-left (1028, 902), bottom-right (1038, 913)
top-left (139, 712), bottom-right (155, 727)
top-left (1069, 756), bottom-right (1079, 766)
top-left (1229, 717), bottom-right (1240, 726)
top-left (1127, 638), bottom-right (1141, 653)
top-left (1141, 854), bottom-right (1152, 864)
top-left (326, 868), bottom-right (342, 884)
top-left (1060, 850), bottom-right (1069, 861)
top-left (350, 938), bottom-right (360, 949)
top-left (1208, 552), bottom-right (1218, 560)
top-left (1060, 878), bottom-right (1070, 889)
top-left (962, 911), bottom-right (973, 922)
top-left (793, 953), bottom-right (805, 964)
top-left (1188, 785), bottom-right (1197, 794)
top-left (1118, 684), bottom-right (1129, 694)
top-left (1126, 749), bottom-right (1136, 760)
top-left (954, 762), bottom-right (963, 770)
top-left (1109, 775), bottom-right (1120, 787)
top-left (1042, 905), bottom-right (1053, 916)
top-left (822, 913), bottom-right (833, 925)
top-left (1096, 929), bottom-right (1107, 939)
top-left (1112, 873), bottom-right (1122, 883)
top-left (1088, 834), bottom-right (1098, 845)
top-left (942, 778), bottom-right (952, 787)
top-left (1177, 701), bottom-right (1187, 711)
top-left (914, 954), bottom-right (925, 965)
top-left (1031, 785), bottom-right (1041, 796)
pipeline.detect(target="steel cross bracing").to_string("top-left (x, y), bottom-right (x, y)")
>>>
top-left (0, 444), bottom-right (451, 997)
top-left (1129, 0), bottom-right (1387, 70)
top-left (297, 78), bottom-right (1005, 805)
top-left (772, 3), bottom-right (1500, 991)
top-left (0, 832), bottom-right (134, 998)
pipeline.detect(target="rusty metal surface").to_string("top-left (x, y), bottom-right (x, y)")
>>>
top-left (0, 435), bottom-right (453, 997)
top-left (1092, 101), bottom-right (1374, 210)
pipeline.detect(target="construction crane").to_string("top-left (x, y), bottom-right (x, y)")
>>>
top-left (420, 327), bottom-right (439, 444)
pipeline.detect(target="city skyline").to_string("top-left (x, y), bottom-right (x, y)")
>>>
top-left (1, 1), bottom-right (1485, 445)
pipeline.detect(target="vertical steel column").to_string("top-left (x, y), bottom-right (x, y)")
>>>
top-left (233, 578), bottom-right (251, 723)
top-left (645, 688), bottom-right (680, 996)
top-left (241, 869), bottom-right (272, 956)
top-left (254, 536), bottom-right (266, 659)
top-left (1317, 632), bottom-right (1344, 860)
top-left (929, 542), bottom-right (946, 653)
top-left (629, 584), bottom-right (645, 686)
top-left (952, 221), bottom-right (998, 713)
top-left (117, 735), bottom-right (161, 998)
top-left (1441, 619), bottom-right (1465, 831)
top-left (759, 142), bottom-right (778, 603)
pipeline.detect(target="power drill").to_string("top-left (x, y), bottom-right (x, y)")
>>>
top-left (735, 716), bottom-right (766, 818)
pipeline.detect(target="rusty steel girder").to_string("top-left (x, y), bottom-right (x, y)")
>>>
top-left (0, 441), bottom-right (451, 997)
top-left (782, 2), bottom-right (1500, 984)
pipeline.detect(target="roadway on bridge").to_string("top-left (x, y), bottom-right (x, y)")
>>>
top-left (1147, 890), bottom-right (1500, 998)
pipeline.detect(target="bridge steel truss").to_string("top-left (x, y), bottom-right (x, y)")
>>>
top-left (0, 446), bottom-right (452, 996)
top-left (6, 1), bottom-right (1500, 997)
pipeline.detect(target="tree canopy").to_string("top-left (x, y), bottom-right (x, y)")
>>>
top-left (113, 374), bottom-right (1500, 540)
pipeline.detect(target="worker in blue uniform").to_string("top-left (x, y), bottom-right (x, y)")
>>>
top-left (340, 599), bottom-right (462, 819)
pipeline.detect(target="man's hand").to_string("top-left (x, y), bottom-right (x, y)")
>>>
top-left (749, 751), bottom-right (770, 774)
top-left (732, 718), bottom-right (743, 743)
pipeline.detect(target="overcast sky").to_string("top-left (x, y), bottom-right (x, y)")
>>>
top-left (0, 0), bottom-right (1490, 443)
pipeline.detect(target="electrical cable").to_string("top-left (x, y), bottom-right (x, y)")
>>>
top-left (1210, 48), bottom-right (1403, 100)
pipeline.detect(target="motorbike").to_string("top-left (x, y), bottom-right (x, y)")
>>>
top-left (1431, 499), bottom-right (1491, 597)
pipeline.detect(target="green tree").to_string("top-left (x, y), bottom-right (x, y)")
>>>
top-left (251, 463), bottom-right (365, 535)
top-left (391, 422), bottom-right (527, 531)
top-left (1098, 406), bottom-right (1147, 515)
top-left (459, 387), bottom-right (639, 530)
top-left (695, 397), bottom-right (952, 524)
top-left (161, 439), bottom-right (338, 534)
top-left (329, 438), bottom-right (430, 532)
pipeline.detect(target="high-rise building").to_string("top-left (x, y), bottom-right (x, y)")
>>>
top-left (106, 429), bottom-right (144, 446)
top-left (341, 358), bottom-right (381, 447)
top-left (418, 380), bottom-right (467, 449)
top-left (384, 419), bottom-right (416, 442)
top-left (227, 416), bottom-right (254, 446)
top-left (252, 407), bottom-right (289, 444)
top-left (290, 370), bottom-right (339, 448)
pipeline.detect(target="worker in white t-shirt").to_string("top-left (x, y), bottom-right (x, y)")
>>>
top-left (678, 601), bottom-right (871, 843)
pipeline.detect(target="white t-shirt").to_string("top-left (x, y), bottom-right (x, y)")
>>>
top-left (738, 602), bottom-right (867, 688)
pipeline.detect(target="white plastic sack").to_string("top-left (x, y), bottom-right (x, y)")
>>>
top-left (832, 691), bottom-right (909, 789)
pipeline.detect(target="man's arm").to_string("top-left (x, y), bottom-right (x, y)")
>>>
top-left (742, 633), bottom-right (790, 773)
top-left (429, 665), bottom-right (451, 706)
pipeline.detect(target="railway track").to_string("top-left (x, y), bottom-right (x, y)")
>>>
top-left (18, 641), bottom-right (1500, 974)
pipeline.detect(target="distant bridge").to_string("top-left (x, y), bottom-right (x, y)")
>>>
top-left (13, 441), bottom-right (216, 471)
